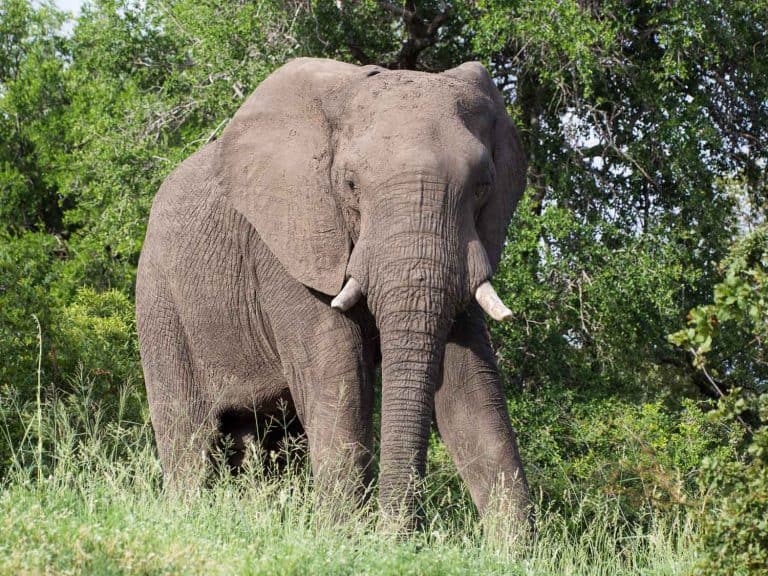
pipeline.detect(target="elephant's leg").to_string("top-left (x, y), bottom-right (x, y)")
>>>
top-left (434, 306), bottom-right (532, 526)
top-left (279, 305), bottom-right (376, 508)
top-left (306, 327), bottom-right (375, 507)
top-left (138, 300), bottom-right (215, 490)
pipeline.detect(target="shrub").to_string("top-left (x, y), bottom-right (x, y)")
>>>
top-left (668, 227), bottom-right (768, 573)
top-left (57, 287), bottom-right (142, 395)
top-left (695, 391), bottom-right (768, 575)
top-left (505, 385), bottom-right (725, 525)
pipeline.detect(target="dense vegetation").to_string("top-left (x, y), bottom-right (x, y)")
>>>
top-left (1, 0), bottom-right (766, 573)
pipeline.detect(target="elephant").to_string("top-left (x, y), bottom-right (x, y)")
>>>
top-left (136, 57), bottom-right (532, 527)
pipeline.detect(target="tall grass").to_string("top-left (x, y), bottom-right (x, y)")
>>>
top-left (0, 374), bottom-right (698, 575)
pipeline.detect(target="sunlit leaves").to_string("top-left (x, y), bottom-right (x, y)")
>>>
top-left (669, 227), bottom-right (768, 386)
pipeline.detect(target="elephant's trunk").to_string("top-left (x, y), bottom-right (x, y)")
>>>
top-left (375, 279), bottom-right (453, 519)
top-left (358, 175), bottom-right (464, 521)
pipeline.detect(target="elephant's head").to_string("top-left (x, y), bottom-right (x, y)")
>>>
top-left (218, 58), bottom-right (526, 516)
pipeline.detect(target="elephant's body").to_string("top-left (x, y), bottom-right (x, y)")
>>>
top-left (137, 143), bottom-right (377, 474)
top-left (137, 57), bottom-right (532, 527)
top-left (138, 144), bottom-right (285, 414)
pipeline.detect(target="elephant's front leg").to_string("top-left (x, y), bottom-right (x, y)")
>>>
top-left (434, 306), bottom-right (533, 527)
top-left (279, 302), bottom-right (376, 509)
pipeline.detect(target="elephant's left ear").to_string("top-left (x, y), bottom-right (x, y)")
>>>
top-left (443, 62), bottom-right (527, 273)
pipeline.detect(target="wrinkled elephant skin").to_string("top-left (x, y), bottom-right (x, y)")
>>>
top-left (136, 58), bottom-right (532, 527)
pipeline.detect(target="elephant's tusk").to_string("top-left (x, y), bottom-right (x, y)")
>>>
top-left (331, 277), bottom-right (363, 311)
top-left (475, 281), bottom-right (513, 322)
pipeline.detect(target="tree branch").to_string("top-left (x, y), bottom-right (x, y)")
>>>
top-left (379, 0), bottom-right (451, 69)
top-left (335, 1), bottom-right (375, 65)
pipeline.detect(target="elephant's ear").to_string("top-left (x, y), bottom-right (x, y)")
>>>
top-left (443, 62), bottom-right (527, 273)
top-left (218, 58), bottom-right (378, 296)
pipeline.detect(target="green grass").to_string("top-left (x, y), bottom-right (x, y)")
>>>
top-left (0, 380), bottom-right (699, 575)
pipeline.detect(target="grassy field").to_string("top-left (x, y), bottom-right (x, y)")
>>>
top-left (0, 382), bottom-right (699, 575)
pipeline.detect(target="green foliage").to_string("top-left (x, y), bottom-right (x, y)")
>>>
top-left (505, 385), bottom-right (729, 524)
top-left (0, 0), bottom-right (69, 233)
top-left (58, 287), bottom-right (140, 389)
top-left (691, 390), bottom-right (768, 575)
top-left (493, 192), bottom-right (697, 398)
top-left (669, 227), bottom-right (768, 386)
top-left (0, 232), bottom-right (62, 388)
top-left (667, 229), bottom-right (768, 573)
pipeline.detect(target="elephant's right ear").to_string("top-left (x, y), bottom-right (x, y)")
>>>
top-left (443, 62), bottom-right (527, 274)
top-left (217, 58), bottom-right (378, 296)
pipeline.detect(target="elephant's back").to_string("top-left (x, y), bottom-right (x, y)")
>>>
top-left (136, 140), bottom-right (228, 340)
top-left (144, 142), bottom-right (222, 246)
top-left (136, 143), bottom-right (221, 356)
top-left (138, 142), bottom-right (233, 285)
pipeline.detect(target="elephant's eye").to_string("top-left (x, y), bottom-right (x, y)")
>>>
top-left (475, 181), bottom-right (492, 203)
top-left (346, 180), bottom-right (356, 191)
top-left (474, 161), bottom-right (495, 204)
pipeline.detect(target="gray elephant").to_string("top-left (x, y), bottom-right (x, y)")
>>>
top-left (136, 57), bottom-right (531, 526)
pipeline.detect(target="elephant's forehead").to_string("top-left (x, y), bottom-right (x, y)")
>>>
top-left (349, 71), bottom-right (491, 117)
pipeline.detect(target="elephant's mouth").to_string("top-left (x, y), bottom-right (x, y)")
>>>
top-left (333, 274), bottom-right (510, 321)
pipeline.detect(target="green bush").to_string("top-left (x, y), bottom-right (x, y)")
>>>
top-left (669, 226), bottom-right (768, 388)
top-left (668, 227), bottom-right (768, 573)
top-left (492, 192), bottom-right (703, 399)
top-left (695, 391), bottom-right (768, 575)
top-left (505, 385), bottom-right (726, 523)
top-left (0, 233), bottom-right (142, 473)
top-left (58, 287), bottom-right (141, 395)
